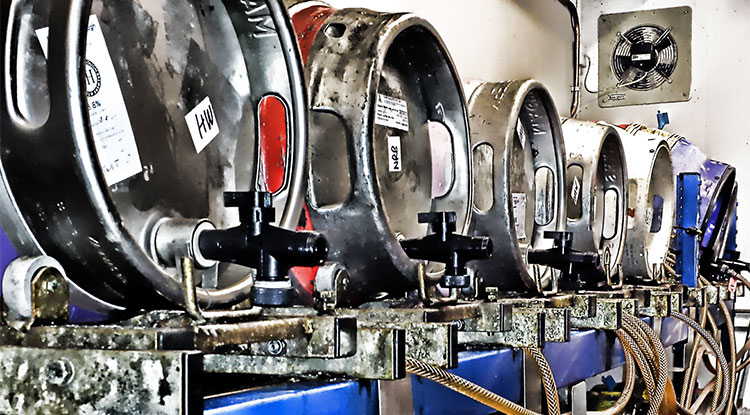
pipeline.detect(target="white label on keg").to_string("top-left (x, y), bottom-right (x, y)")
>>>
top-left (571, 176), bottom-right (581, 205)
top-left (512, 193), bottom-right (527, 239)
top-left (37, 15), bottom-right (142, 186)
top-left (388, 136), bottom-right (402, 172)
top-left (375, 94), bottom-right (409, 131)
top-left (185, 97), bottom-right (220, 153)
top-left (516, 120), bottom-right (527, 149)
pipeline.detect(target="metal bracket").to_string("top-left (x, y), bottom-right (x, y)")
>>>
top-left (459, 307), bottom-right (547, 348)
top-left (2, 256), bottom-right (69, 330)
top-left (204, 326), bottom-right (406, 380)
top-left (0, 346), bottom-right (202, 415)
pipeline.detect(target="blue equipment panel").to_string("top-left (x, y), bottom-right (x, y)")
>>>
top-left (675, 173), bottom-right (701, 287)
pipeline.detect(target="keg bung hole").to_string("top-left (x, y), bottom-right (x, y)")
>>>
top-left (534, 167), bottom-right (555, 226)
top-left (428, 121), bottom-right (454, 199)
top-left (603, 188), bottom-right (619, 240)
top-left (324, 23), bottom-right (346, 38)
top-left (257, 95), bottom-right (288, 194)
top-left (472, 143), bottom-right (494, 213)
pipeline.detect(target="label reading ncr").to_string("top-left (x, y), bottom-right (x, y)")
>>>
top-left (185, 97), bottom-right (220, 153)
top-left (37, 15), bottom-right (143, 186)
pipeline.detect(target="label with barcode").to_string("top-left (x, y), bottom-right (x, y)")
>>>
top-left (388, 136), bottom-right (402, 172)
top-left (375, 94), bottom-right (409, 131)
top-left (37, 15), bottom-right (142, 186)
top-left (185, 97), bottom-right (220, 153)
top-left (512, 193), bottom-right (527, 239)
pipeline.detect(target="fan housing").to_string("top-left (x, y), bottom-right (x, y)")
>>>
top-left (598, 7), bottom-right (691, 107)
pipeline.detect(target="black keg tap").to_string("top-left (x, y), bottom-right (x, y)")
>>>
top-left (197, 191), bottom-right (328, 306)
top-left (527, 231), bottom-right (600, 290)
top-left (400, 212), bottom-right (493, 289)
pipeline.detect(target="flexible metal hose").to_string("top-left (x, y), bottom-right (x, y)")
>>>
top-left (683, 304), bottom-right (709, 405)
top-left (719, 300), bottom-right (737, 415)
top-left (617, 329), bottom-right (657, 404)
top-left (524, 347), bottom-right (561, 415)
top-left (405, 357), bottom-right (537, 415)
top-left (623, 315), bottom-right (668, 415)
top-left (594, 345), bottom-right (637, 415)
top-left (678, 403), bottom-right (698, 415)
top-left (689, 378), bottom-right (716, 413)
top-left (705, 306), bottom-right (724, 411)
top-left (687, 345), bottom-right (708, 406)
top-left (672, 311), bottom-right (730, 415)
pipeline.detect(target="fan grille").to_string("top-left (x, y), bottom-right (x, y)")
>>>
top-left (611, 25), bottom-right (678, 91)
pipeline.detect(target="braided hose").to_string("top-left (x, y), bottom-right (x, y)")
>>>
top-left (687, 345), bottom-right (708, 406)
top-left (683, 303), bottom-right (709, 405)
top-left (672, 311), bottom-right (730, 415)
top-left (705, 306), bottom-right (723, 411)
top-left (405, 357), bottom-right (537, 415)
top-left (594, 346), bottom-right (637, 415)
top-left (627, 315), bottom-right (670, 410)
top-left (719, 300), bottom-right (737, 415)
top-left (689, 378), bottom-right (716, 413)
top-left (524, 347), bottom-right (561, 415)
top-left (623, 315), bottom-right (668, 415)
top-left (617, 329), bottom-right (657, 398)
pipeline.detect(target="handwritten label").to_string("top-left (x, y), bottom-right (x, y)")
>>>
top-left (37, 15), bottom-right (142, 186)
top-left (388, 136), bottom-right (402, 172)
top-left (512, 193), bottom-right (527, 239)
top-left (185, 97), bottom-right (220, 153)
top-left (375, 94), bottom-right (409, 131)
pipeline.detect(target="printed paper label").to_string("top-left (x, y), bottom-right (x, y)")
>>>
top-left (388, 136), bottom-right (402, 172)
top-left (375, 94), bottom-right (409, 131)
top-left (37, 15), bottom-right (142, 186)
top-left (516, 120), bottom-right (528, 149)
top-left (185, 97), bottom-right (220, 153)
top-left (571, 176), bottom-right (581, 205)
top-left (512, 193), bottom-right (527, 239)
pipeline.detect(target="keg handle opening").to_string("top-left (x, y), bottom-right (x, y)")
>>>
top-left (196, 191), bottom-right (328, 307)
top-left (400, 212), bottom-right (493, 290)
top-left (527, 231), bottom-right (600, 290)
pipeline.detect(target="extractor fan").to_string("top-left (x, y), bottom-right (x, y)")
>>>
top-left (598, 6), bottom-right (691, 107)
